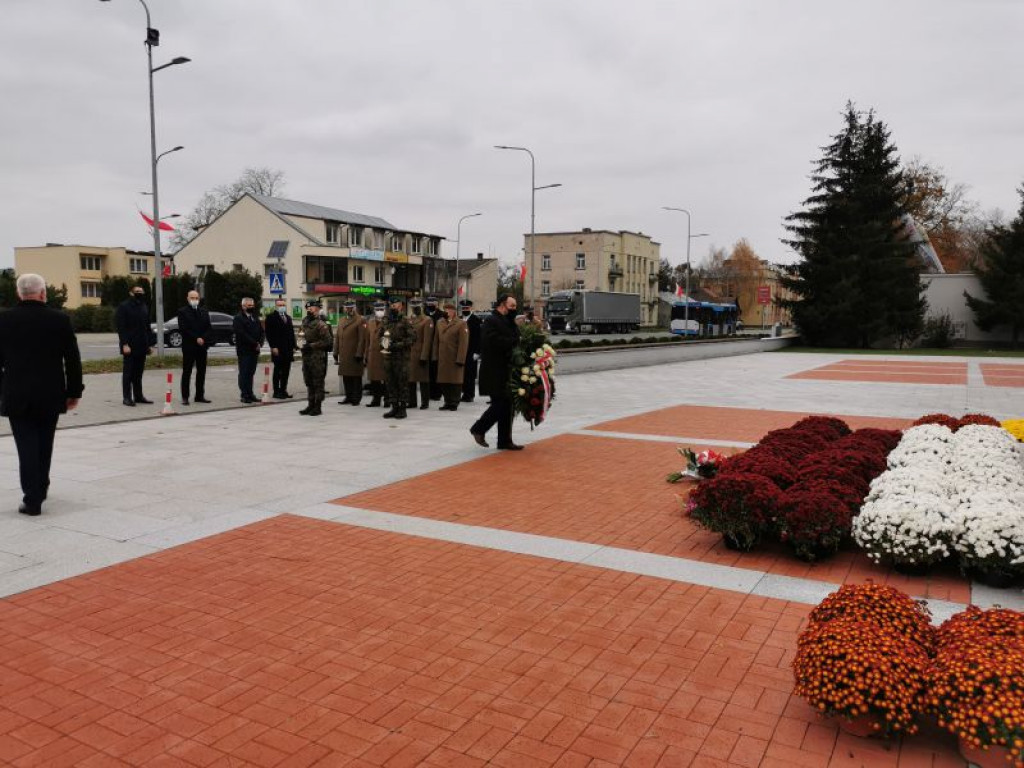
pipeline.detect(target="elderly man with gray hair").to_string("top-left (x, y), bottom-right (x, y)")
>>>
top-left (0, 273), bottom-right (84, 516)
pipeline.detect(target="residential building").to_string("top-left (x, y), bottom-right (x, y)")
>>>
top-left (172, 194), bottom-right (444, 318)
top-left (524, 228), bottom-right (660, 325)
top-left (13, 244), bottom-right (155, 309)
top-left (701, 259), bottom-right (795, 328)
top-left (457, 254), bottom-right (498, 310)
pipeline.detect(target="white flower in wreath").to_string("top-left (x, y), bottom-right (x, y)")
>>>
top-left (517, 388), bottom-right (526, 396)
top-left (520, 375), bottom-right (529, 382)
top-left (529, 376), bottom-right (537, 383)
top-left (521, 367), bottom-right (530, 374)
top-left (533, 365), bottom-right (541, 374)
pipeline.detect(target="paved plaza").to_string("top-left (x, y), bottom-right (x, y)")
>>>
top-left (0, 350), bottom-right (1021, 766)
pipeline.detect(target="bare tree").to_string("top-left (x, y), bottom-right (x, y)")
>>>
top-left (170, 167), bottom-right (286, 250)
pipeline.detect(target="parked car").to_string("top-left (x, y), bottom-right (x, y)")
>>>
top-left (150, 311), bottom-right (237, 348)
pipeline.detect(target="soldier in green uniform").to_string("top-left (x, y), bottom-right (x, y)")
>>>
top-left (380, 295), bottom-right (414, 420)
top-left (299, 300), bottom-right (332, 416)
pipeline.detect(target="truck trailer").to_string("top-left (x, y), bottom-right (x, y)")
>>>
top-left (545, 290), bottom-right (641, 334)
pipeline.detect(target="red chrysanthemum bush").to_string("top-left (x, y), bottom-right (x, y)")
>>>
top-left (845, 428), bottom-right (904, 453)
top-left (791, 415), bottom-right (853, 440)
top-left (795, 465), bottom-right (870, 501)
top-left (798, 448), bottom-right (887, 484)
top-left (718, 447), bottom-right (799, 489)
top-left (686, 472), bottom-right (781, 551)
top-left (957, 413), bottom-right (1003, 429)
top-left (914, 413), bottom-right (962, 430)
top-left (757, 429), bottom-right (831, 462)
top-left (777, 483), bottom-right (854, 561)
top-left (806, 583), bottom-right (937, 652)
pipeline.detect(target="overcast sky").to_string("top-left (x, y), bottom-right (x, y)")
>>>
top-left (2, 0), bottom-right (1021, 274)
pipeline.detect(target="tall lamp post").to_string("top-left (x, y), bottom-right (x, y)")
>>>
top-left (454, 213), bottom-right (482, 308)
top-left (662, 207), bottom-right (708, 338)
top-left (494, 145), bottom-right (561, 308)
top-left (100, 0), bottom-right (190, 357)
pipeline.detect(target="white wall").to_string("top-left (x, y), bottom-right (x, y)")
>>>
top-left (921, 273), bottom-right (1011, 344)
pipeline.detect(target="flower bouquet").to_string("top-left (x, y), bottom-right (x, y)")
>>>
top-left (686, 472), bottom-right (781, 551)
top-left (666, 447), bottom-right (725, 483)
top-left (509, 326), bottom-right (556, 429)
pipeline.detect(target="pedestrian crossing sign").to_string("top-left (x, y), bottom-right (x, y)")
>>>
top-left (268, 272), bottom-right (285, 294)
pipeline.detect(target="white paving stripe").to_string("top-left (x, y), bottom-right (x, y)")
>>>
top-left (300, 503), bottom-right (1024, 615)
top-left (571, 429), bottom-right (756, 448)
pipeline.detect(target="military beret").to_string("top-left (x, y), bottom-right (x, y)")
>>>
top-left (305, 299), bottom-right (322, 308)
top-left (388, 295), bottom-right (405, 305)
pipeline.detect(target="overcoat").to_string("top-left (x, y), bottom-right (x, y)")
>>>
top-left (433, 317), bottom-right (469, 385)
top-left (477, 310), bottom-right (519, 397)
top-left (363, 316), bottom-right (386, 381)
top-left (333, 313), bottom-right (367, 377)
top-left (408, 315), bottom-right (433, 383)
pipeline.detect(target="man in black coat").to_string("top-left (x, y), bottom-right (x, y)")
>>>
top-left (470, 294), bottom-right (523, 450)
top-left (115, 285), bottom-right (155, 406)
top-left (426, 296), bottom-right (444, 400)
top-left (264, 297), bottom-right (296, 399)
top-left (233, 297), bottom-right (264, 403)
top-left (0, 273), bottom-right (84, 516)
top-left (176, 289), bottom-right (212, 405)
top-left (460, 299), bottom-right (482, 403)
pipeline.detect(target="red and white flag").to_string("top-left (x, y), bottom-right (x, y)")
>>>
top-left (675, 283), bottom-right (684, 298)
top-left (517, 263), bottom-right (527, 282)
top-left (457, 284), bottom-right (464, 296)
top-left (139, 211), bottom-right (175, 232)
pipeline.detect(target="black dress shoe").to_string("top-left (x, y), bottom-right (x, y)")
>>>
top-left (18, 503), bottom-right (41, 517)
top-left (419, 403), bottom-right (429, 410)
top-left (181, 398), bottom-right (190, 406)
top-left (497, 443), bottom-right (524, 451)
top-left (470, 429), bottom-right (489, 448)
top-left (283, 392), bottom-right (294, 399)
top-left (337, 399), bottom-right (350, 405)
top-left (135, 397), bottom-right (154, 404)
top-left (123, 399), bottom-right (135, 407)
top-left (460, 396), bottom-right (474, 403)
top-left (195, 397), bottom-right (211, 403)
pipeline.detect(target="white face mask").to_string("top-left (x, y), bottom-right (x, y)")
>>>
top-left (277, 306), bottom-right (287, 315)
top-left (188, 300), bottom-right (199, 309)
top-left (374, 310), bottom-right (385, 319)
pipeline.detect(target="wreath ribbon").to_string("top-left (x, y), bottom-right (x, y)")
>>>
top-left (533, 348), bottom-right (554, 421)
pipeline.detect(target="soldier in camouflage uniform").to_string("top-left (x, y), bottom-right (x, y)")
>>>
top-left (299, 300), bottom-right (333, 416)
top-left (380, 296), bottom-right (414, 420)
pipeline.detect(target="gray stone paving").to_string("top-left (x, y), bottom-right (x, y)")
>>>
top-left (1, 350), bottom-right (1021, 611)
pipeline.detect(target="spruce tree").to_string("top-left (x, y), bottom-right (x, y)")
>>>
top-left (782, 103), bottom-right (925, 347)
top-left (964, 184), bottom-right (1024, 347)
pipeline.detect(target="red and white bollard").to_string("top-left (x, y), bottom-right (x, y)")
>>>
top-left (162, 372), bottom-right (176, 415)
top-left (261, 364), bottom-right (272, 404)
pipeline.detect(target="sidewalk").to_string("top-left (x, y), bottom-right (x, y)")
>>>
top-left (0, 350), bottom-right (1021, 766)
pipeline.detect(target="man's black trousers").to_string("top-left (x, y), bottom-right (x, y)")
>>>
top-left (182, 345), bottom-right (208, 400)
top-left (9, 414), bottom-right (59, 507)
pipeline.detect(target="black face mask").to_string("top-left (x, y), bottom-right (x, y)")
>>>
top-left (461, 310), bottom-right (471, 318)
top-left (132, 294), bottom-right (144, 301)
top-left (412, 307), bottom-right (422, 316)
top-left (508, 308), bottom-right (519, 319)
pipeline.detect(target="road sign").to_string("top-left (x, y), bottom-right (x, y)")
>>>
top-left (757, 285), bottom-right (771, 305)
top-left (268, 272), bottom-right (286, 294)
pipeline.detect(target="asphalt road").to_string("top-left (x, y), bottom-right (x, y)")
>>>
top-left (77, 333), bottom-right (258, 361)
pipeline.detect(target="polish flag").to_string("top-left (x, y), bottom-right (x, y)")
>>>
top-left (457, 284), bottom-right (464, 296)
top-left (517, 263), bottom-right (527, 282)
top-left (675, 283), bottom-right (684, 298)
top-left (140, 211), bottom-right (175, 232)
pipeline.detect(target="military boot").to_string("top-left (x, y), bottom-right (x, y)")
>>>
top-left (382, 405), bottom-right (398, 418)
top-left (308, 400), bottom-right (323, 416)
top-left (394, 406), bottom-right (407, 420)
top-left (299, 397), bottom-right (314, 415)
top-left (366, 394), bottom-right (381, 407)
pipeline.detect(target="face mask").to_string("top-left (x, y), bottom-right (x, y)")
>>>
top-left (277, 306), bottom-right (287, 315)
top-left (412, 307), bottom-right (422, 316)
top-left (132, 293), bottom-right (143, 301)
top-left (374, 310), bottom-right (385, 319)
top-left (244, 306), bottom-right (254, 314)
top-left (508, 308), bottom-right (519, 319)
top-left (461, 310), bottom-right (471, 318)
top-left (188, 300), bottom-right (199, 309)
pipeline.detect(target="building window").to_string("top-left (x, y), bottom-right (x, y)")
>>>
top-left (348, 226), bottom-right (363, 247)
top-left (575, 253), bottom-right (586, 270)
top-left (390, 234), bottom-right (405, 252)
top-left (410, 236), bottom-right (422, 253)
top-left (305, 256), bottom-right (347, 284)
top-left (541, 254), bottom-right (551, 271)
top-left (575, 280), bottom-right (585, 290)
top-left (352, 265), bottom-right (365, 283)
top-left (80, 255), bottom-right (102, 271)
top-left (129, 258), bottom-right (149, 273)
top-left (326, 221), bottom-right (340, 244)
top-left (80, 282), bottom-right (101, 298)
top-left (425, 239), bottom-right (438, 256)
top-left (541, 280), bottom-right (551, 297)
top-left (373, 266), bottom-right (385, 284)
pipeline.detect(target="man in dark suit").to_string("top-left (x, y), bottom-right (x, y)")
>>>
top-left (460, 299), bottom-right (482, 403)
top-left (470, 293), bottom-right (523, 451)
top-left (115, 284), bottom-right (155, 406)
top-left (264, 297), bottom-right (296, 399)
top-left (176, 289), bottom-right (212, 406)
top-left (0, 273), bottom-right (84, 516)
top-left (233, 297), bottom-right (264, 403)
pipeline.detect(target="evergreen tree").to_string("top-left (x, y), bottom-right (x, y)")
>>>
top-left (965, 184), bottom-right (1024, 347)
top-left (782, 103), bottom-right (925, 348)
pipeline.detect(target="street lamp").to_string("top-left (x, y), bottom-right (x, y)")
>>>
top-left (100, 0), bottom-right (190, 357)
top-left (494, 145), bottom-right (561, 308)
top-left (662, 207), bottom-right (709, 338)
top-left (454, 213), bottom-right (482, 308)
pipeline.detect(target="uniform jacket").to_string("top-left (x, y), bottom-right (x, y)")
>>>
top-left (433, 316), bottom-right (469, 385)
top-left (176, 305), bottom-right (213, 350)
top-left (478, 310), bottom-right (519, 397)
top-left (0, 301), bottom-right (84, 418)
top-left (300, 315), bottom-right (332, 353)
top-left (380, 312), bottom-right (414, 367)
top-left (115, 297), bottom-right (155, 352)
top-left (264, 310), bottom-right (296, 359)
top-left (232, 310), bottom-right (264, 356)
top-left (363, 316), bottom-right (386, 381)
top-left (407, 314), bottom-right (433, 383)
top-left (333, 313), bottom-right (367, 377)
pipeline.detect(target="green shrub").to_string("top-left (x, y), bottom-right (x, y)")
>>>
top-left (921, 313), bottom-right (955, 348)
top-left (93, 305), bottom-right (116, 332)
top-left (69, 305), bottom-right (96, 332)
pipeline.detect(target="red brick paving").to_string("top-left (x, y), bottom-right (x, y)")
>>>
top-left (787, 360), bottom-right (968, 386)
top-left (980, 363), bottom-right (1024, 388)
top-left (0, 516), bottom-right (960, 766)
top-left (336, 430), bottom-right (968, 604)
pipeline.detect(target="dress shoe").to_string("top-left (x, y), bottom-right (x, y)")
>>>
top-left (283, 392), bottom-right (294, 399)
top-left (123, 399), bottom-right (135, 407)
top-left (439, 404), bottom-right (455, 411)
top-left (470, 429), bottom-right (489, 448)
top-left (195, 397), bottom-right (211, 403)
top-left (299, 406), bottom-right (312, 415)
top-left (135, 397), bottom-right (154, 404)
top-left (349, 400), bottom-right (361, 406)
top-left (18, 503), bottom-right (41, 517)
top-left (460, 396), bottom-right (474, 403)
top-left (383, 408), bottom-right (397, 419)
top-left (273, 392), bottom-right (288, 399)
top-left (419, 402), bottom-right (429, 410)
top-left (497, 443), bottom-right (524, 451)
top-left (337, 398), bottom-right (350, 405)
top-left (241, 396), bottom-right (256, 403)
top-left (181, 398), bottom-right (190, 406)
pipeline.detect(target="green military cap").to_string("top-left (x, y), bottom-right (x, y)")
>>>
top-left (305, 299), bottom-right (322, 308)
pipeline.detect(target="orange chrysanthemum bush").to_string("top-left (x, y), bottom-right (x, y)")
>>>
top-left (806, 583), bottom-right (937, 653)
top-left (927, 608), bottom-right (1024, 765)
top-left (794, 616), bottom-right (931, 736)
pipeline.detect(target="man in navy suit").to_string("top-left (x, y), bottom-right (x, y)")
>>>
top-left (0, 273), bottom-right (84, 516)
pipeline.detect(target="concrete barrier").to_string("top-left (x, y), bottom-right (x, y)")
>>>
top-left (555, 336), bottom-right (796, 375)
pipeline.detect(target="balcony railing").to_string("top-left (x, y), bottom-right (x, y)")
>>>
top-left (608, 264), bottom-right (624, 278)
